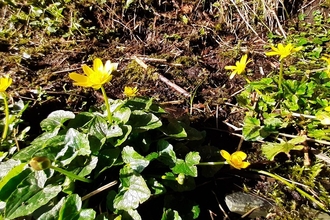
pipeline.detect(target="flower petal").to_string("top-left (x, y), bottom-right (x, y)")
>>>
top-left (69, 72), bottom-right (88, 82)
top-left (82, 64), bottom-right (95, 77)
top-left (229, 72), bottom-right (237, 79)
top-left (240, 161), bottom-right (250, 168)
top-left (109, 62), bottom-right (118, 73)
top-left (240, 54), bottom-right (247, 63)
top-left (265, 51), bottom-right (279, 56)
top-left (220, 150), bottom-right (231, 161)
top-left (69, 73), bottom-right (93, 87)
top-left (0, 76), bottom-right (12, 92)
top-left (93, 58), bottom-right (103, 73)
top-left (232, 151), bottom-right (247, 160)
top-left (225, 65), bottom-right (237, 70)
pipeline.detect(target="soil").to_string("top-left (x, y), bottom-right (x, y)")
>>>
top-left (1, 0), bottom-right (329, 219)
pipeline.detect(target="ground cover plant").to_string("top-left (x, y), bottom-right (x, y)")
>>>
top-left (2, 0), bottom-right (330, 219)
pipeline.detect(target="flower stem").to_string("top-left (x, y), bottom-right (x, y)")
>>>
top-left (198, 161), bottom-right (226, 165)
top-left (252, 169), bottom-right (328, 212)
top-left (279, 60), bottom-right (284, 91)
top-left (50, 165), bottom-right (91, 183)
top-left (101, 86), bottom-right (112, 123)
top-left (2, 92), bottom-right (9, 140)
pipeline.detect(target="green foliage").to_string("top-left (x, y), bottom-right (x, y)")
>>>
top-left (0, 97), bottom-right (204, 219)
top-left (262, 136), bottom-right (305, 161)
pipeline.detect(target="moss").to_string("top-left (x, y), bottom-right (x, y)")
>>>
top-left (123, 60), bottom-right (156, 83)
top-left (174, 56), bottom-right (196, 67)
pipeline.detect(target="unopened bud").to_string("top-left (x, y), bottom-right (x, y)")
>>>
top-left (29, 157), bottom-right (51, 171)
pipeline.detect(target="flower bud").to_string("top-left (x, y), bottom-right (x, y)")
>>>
top-left (176, 173), bottom-right (185, 185)
top-left (29, 157), bottom-right (51, 171)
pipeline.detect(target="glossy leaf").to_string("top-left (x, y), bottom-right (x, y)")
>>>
top-left (0, 160), bottom-right (24, 190)
top-left (157, 140), bottom-right (177, 167)
top-left (128, 110), bottom-right (162, 131)
top-left (3, 171), bottom-right (61, 219)
top-left (40, 110), bottom-right (75, 132)
top-left (56, 128), bottom-right (91, 166)
top-left (122, 146), bottom-right (150, 173)
top-left (113, 107), bottom-right (131, 124)
top-left (113, 166), bottom-right (151, 210)
top-left (40, 194), bottom-right (96, 220)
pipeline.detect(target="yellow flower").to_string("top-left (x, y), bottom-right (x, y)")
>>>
top-left (124, 86), bottom-right (138, 97)
top-left (265, 43), bottom-right (303, 61)
top-left (0, 75), bottom-right (12, 92)
top-left (220, 150), bottom-right (250, 170)
top-left (225, 54), bottom-right (251, 79)
top-left (69, 58), bottom-right (118, 90)
top-left (321, 55), bottom-right (330, 77)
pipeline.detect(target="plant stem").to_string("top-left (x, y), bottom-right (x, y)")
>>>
top-left (2, 92), bottom-right (9, 140)
top-left (279, 60), bottom-right (284, 91)
top-left (50, 165), bottom-right (91, 183)
top-left (198, 161), bottom-right (226, 165)
top-left (252, 169), bottom-right (328, 212)
top-left (101, 86), bottom-right (112, 123)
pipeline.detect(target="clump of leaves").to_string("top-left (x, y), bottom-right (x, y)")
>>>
top-left (0, 59), bottom-right (205, 219)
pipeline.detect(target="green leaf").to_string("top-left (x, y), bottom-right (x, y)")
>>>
top-left (0, 165), bottom-right (31, 201)
top-left (56, 128), bottom-right (91, 166)
top-left (147, 178), bottom-right (166, 195)
top-left (308, 129), bottom-right (330, 141)
top-left (40, 194), bottom-right (96, 220)
top-left (242, 116), bottom-right (263, 141)
top-left (262, 136), bottom-right (306, 160)
top-left (13, 131), bottom-right (59, 161)
top-left (160, 120), bottom-right (187, 138)
top-left (128, 110), bottom-right (162, 131)
top-left (4, 171), bottom-right (62, 219)
top-left (113, 107), bottom-right (131, 124)
top-left (40, 110), bottom-right (75, 132)
top-left (0, 160), bottom-right (25, 190)
top-left (113, 166), bottom-right (151, 210)
top-left (316, 111), bottom-right (330, 125)
top-left (191, 205), bottom-right (200, 219)
top-left (59, 194), bottom-right (92, 220)
top-left (122, 146), bottom-right (150, 173)
top-left (160, 119), bottom-right (203, 140)
top-left (125, 97), bottom-right (166, 113)
top-left (157, 140), bottom-right (177, 167)
top-left (119, 209), bottom-right (142, 220)
top-left (38, 196), bottom-right (66, 220)
top-left (111, 125), bottom-right (132, 147)
top-left (76, 155), bottom-right (98, 178)
top-left (161, 209), bottom-right (182, 220)
top-left (84, 114), bottom-right (123, 141)
top-left (172, 152), bottom-right (200, 177)
top-left (283, 95), bottom-right (299, 111)
top-left (94, 148), bottom-right (121, 177)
